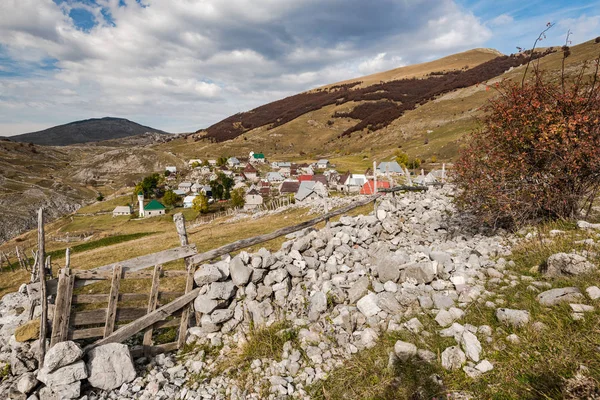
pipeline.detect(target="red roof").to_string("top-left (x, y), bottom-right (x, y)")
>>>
top-left (298, 175), bottom-right (313, 182)
top-left (360, 180), bottom-right (390, 195)
top-left (244, 163), bottom-right (257, 173)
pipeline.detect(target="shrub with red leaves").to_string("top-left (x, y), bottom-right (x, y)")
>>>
top-left (454, 60), bottom-right (600, 229)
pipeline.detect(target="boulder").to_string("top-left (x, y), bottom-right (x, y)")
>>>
top-left (14, 320), bottom-right (40, 342)
top-left (347, 276), bottom-right (370, 304)
top-left (394, 340), bottom-right (417, 361)
top-left (207, 281), bottom-right (237, 300)
top-left (544, 253), bottom-right (595, 277)
top-left (460, 331), bottom-right (482, 362)
top-left (537, 287), bottom-right (584, 306)
top-left (495, 308), bottom-right (530, 327)
top-left (230, 257), bottom-right (252, 286)
top-left (400, 262), bottom-right (437, 284)
top-left (357, 292), bottom-right (381, 318)
top-left (308, 292), bottom-right (327, 321)
top-left (586, 286), bottom-right (600, 300)
top-left (441, 346), bottom-right (466, 370)
top-left (193, 265), bottom-right (222, 286)
top-left (37, 360), bottom-right (87, 387)
top-left (16, 372), bottom-right (38, 394)
top-left (211, 309), bottom-right (234, 324)
top-left (43, 341), bottom-right (83, 373)
top-left (194, 295), bottom-right (220, 314)
top-left (86, 343), bottom-right (136, 391)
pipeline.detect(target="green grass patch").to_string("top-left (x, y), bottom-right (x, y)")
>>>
top-left (47, 232), bottom-right (156, 260)
top-left (307, 331), bottom-right (443, 400)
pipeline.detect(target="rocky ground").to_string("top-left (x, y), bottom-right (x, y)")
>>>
top-left (1, 185), bottom-right (599, 399)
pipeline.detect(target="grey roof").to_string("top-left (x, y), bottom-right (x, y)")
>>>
top-left (178, 182), bottom-right (192, 187)
top-left (113, 206), bottom-right (131, 213)
top-left (295, 181), bottom-right (324, 201)
top-left (266, 172), bottom-right (285, 181)
top-left (228, 157), bottom-right (240, 164)
top-left (173, 189), bottom-right (186, 196)
top-left (377, 161), bottom-right (403, 174)
top-left (277, 162), bottom-right (291, 167)
top-left (317, 159), bottom-right (329, 164)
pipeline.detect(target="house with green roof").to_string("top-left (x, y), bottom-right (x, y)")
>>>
top-left (143, 199), bottom-right (166, 218)
top-left (249, 151), bottom-right (266, 164)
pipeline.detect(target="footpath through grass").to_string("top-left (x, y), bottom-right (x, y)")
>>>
top-left (47, 232), bottom-right (156, 260)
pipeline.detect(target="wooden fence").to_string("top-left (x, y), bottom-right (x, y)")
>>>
top-left (29, 190), bottom-right (424, 358)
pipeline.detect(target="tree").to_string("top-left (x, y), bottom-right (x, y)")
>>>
top-left (96, 193), bottom-right (104, 201)
top-left (454, 52), bottom-right (600, 228)
top-left (216, 156), bottom-right (228, 167)
top-left (209, 173), bottom-right (234, 200)
top-left (162, 190), bottom-right (180, 207)
top-left (394, 150), bottom-right (409, 167)
top-left (134, 173), bottom-right (160, 198)
top-left (191, 161), bottom-right (200, 169)
top-left (231, 188), bottom-right (245, 207)
top-left (192, 193), bottom-right (209, 213)
top-left (164, 170), bottom-right (171, 177)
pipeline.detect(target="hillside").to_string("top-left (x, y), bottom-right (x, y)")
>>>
top-left (161, 39), bottom-right (600, 170)
top-left (9, 117), bottom-right (170, 146)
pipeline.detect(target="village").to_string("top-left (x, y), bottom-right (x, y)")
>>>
top-left (118, 151), bottom-right (447, 219)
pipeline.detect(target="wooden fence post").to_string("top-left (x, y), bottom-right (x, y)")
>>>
top-left (143, 264), bottom-right (162, 355)
top-left (103, 265), bottom-right (122, 338)
top-left (173, 213), bottom-right (197, 349)
top-left (37, 208), bottom-right (48, 367)
top-left (50, 269), bottom-right (74, 347)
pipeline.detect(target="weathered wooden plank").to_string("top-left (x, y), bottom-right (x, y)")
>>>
top-left (130, 342), bottom-right (178, 358)
top-left (70, 269), bottom-right (187, 280)
top-left (69, 318), bottom-right (181, 341)
top-left (72, 291), bottom-right (183, 304)
top-left (103, 265), bottom-right (122, 337)
top-left (188, 194), bottom-right (380, 265)
top-left (37, 208), bottom-right (47, 367)
top-left (71, 307), bottom-right (148, 326)
top-left (49, 271), bottom-right (75, 347)
top-left (173, 213), bottom-right (196, 349)
top-left (86, 287), bottom-right (200, 351)
top-left (143, 265), bottom-right (162, 349)
top-left (60, 275), bottom-right (75, 342)
top-left (94, 245), bottom-right (197, 274)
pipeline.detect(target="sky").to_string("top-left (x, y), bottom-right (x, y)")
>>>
top-left (0, 0), bottom-right (599, 135)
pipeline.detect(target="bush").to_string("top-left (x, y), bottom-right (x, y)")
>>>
top-left (162, 190), bottom-right (180, 207)
top-left (192, 193), bottom-right (209, 213)
top-left (454, 60), bottom-right (600, 229)
top-left (96, 193), bottom-right (104, 201)
top-left (231, 188), bottom-right (245, 208)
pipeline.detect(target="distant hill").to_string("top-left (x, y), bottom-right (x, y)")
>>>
top-left (10, 117), bottom-right (170, 146)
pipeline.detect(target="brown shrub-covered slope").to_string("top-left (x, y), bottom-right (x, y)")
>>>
top-left (204, 51), bottom-right (553, 143)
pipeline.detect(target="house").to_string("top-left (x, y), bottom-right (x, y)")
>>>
top-left (377, 161), bottom-right (404, 175)
top-left (276, 162), bottom-right (292, 177)
top-left (143, 199), bottom-right (166, 217)
top-left (191, 183), bottom-right (202, 193)
top-left (360, 180), bottom-right (390, 195)
top-left (295, 181), bottom-right (328, 202)
top-left (227, 157), bottom-right (241, 168)
top-left (299, 165), bottom-right (314, 175)
top-left (316, 159), bottom-right (330, 169)
top-left (183, 195), bottom-right (197, 208)
top-left (112, 206), bottom-right (132, 217)
top-left (178, 182), bottom-right (193, 193)
top-left (200, 185), bottom-right (212, 198)
top-left (249, 151), bottom-right (266, 164)
top-left (337, 172), bottom-right (367, 192)
top-left (258, 181), bottom-right (271, 196)
top-left (266, 171), bottom-right (285, 182)
top-left (279, 180), bottom-right (300, 195)
top-left (243, 163), bottom-right (258, 180)
top-left (188, 159), bottom-right (202, 167)
top-left (173, 189), bottom-right (187, 197)
top-left (208, 159), bottom-right (217, 166)
top-left (244, 189), bottom-right (263, 210)
top-left (165, 166), bottom-right (177, 174)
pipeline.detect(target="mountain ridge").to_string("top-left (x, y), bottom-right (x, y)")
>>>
top-left (9, 117), bottom-right (170, 146)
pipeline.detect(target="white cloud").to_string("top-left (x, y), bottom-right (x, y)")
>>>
top-left (489, 14), bottom-right (514, 27)
top-left (0, 0), bottom-right (494, 135)
top-left (358, 53), bottom-right (405, 75)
